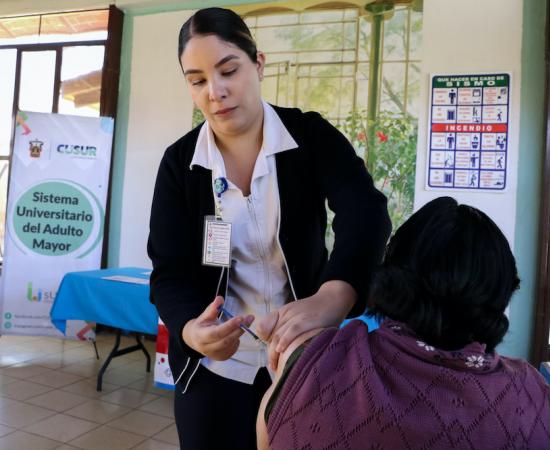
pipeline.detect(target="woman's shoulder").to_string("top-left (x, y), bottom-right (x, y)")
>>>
top-left (499, 355), bottom-right (550, 394)
top-left (273, 323), bottom-right (368, 396)
top-left (293, 321), bottom-right (370, 369)
top-left (270, 104), bottom-right (333, 137)
top-left (161, 123), bottom-right (204, 167)
top-left (270, 104), bottom-right (321, 121)
top-left (266, 321), bottom-right (371, 430)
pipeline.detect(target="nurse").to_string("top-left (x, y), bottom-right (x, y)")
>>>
top-left (148, 7), bottom-right (391, 449)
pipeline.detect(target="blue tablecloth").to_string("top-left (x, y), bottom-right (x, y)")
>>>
top-left (51, 267), bottom-right (158, 335)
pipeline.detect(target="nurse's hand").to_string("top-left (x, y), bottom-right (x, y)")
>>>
top-left (182, 296), bottom-right (254, 361)
top-left (257, 280), bottom-right (356, 370)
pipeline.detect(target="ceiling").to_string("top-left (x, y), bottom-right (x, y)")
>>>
top-left (0, 9), bottom-right (108, 39)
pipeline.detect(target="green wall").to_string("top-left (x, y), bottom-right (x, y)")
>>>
top-left (498, 0), bottom-right (547, 360)
top-left (107, 11), bottom-right (132, 271)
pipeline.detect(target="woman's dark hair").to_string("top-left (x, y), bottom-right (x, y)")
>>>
top-left (178, 7), bottom-right (257, 63)
top-left (368, 196), bottom-right (520, 352)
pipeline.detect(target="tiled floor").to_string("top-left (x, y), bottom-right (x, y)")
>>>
top-left (0, 332), bottom-right (178, 450)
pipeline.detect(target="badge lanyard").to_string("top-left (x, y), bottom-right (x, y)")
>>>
top-left (211, 180), bottom-right (265, 344)
top-left (213, 176), bottom-right (228, 220)
top-left (200, 134), bottom-right (266, 346)
top-left (202, 175), bottom-right (232, 270)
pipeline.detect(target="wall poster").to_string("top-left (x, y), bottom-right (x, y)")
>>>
top-left (427, 73), bottom-right (510, 191)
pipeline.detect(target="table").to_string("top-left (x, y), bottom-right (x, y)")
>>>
top-left (50, 267), bottom-right (158, 390)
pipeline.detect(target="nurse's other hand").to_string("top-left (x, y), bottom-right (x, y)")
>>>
top-left (263, 280), bottom-right (356, 370)
top-left (182, 296), bottom-right (254, 361)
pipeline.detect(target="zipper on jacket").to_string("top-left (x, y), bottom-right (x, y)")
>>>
top-left (247, 196), bottom-right (272, 314)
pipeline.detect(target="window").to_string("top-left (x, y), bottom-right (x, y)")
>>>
top-left (0, 7), bottom-right (122, 261)
top-left (244, 6), bottom-right (422, 124)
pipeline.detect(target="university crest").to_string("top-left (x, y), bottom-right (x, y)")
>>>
top-left (29, 139), bottom-right (43, 158)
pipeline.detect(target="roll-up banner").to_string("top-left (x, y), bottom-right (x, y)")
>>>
top-left (0, 111), bottom-right (113, 339)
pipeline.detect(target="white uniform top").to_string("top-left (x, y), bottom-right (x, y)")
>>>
top-left (189, 101), bottom-right (298, 384)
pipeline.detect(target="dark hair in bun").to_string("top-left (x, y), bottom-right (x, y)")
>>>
top-left (178, 7), bottom-right (257, 63)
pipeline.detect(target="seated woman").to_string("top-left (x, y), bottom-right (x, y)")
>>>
top-left (257, 196), bottom-right (550, 450)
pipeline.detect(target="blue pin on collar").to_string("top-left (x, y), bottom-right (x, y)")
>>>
top-left (213, 177), bottom-right (228, 197)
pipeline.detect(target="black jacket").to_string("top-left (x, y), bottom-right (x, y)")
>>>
top-left (148, 105), bottom-right (391, 387)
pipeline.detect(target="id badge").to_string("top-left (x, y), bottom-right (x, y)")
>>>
top-left (202, 215), bottom-right (232, 267)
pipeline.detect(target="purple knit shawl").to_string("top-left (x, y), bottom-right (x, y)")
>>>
top-left (268, 320), bottom-right (550, 449)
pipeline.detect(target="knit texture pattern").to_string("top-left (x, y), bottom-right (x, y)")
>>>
top-left (268, 320), bottom-right (550, 450)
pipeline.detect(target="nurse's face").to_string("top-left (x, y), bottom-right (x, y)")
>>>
top-left (180, 35), bottom-right (265, 138)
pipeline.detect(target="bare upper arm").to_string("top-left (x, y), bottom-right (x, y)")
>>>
top-left (256, 328), bottom-right (325, 450)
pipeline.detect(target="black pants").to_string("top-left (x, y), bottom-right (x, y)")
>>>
top-left (174, 364), bottom-right (272, 450)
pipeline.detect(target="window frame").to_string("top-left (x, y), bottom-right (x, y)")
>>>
top-left (244, 5), bottom-right (421, 125)
top-left (5, 40), bottom-right (108, 155)
top-left (0, 5), bottom-right (123, 266)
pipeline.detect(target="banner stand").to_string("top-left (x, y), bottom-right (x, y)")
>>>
top-left (0, 111), bottom-right (114, 339)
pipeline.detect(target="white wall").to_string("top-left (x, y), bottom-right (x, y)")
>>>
top-left (117, 9), bottom-right (195, 266)
top-left (413, 0), bottom-right (522, 246)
